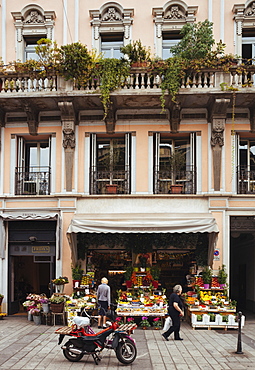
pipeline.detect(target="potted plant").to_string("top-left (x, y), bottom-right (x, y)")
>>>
top-left (50, 295), bottom-right (65, 313)
top-left (39, 297), bottom-right (50, 313)
top-left (0, 294), bottom-right (3, 306)
top-left (52, 276), bottom-right (69, 293)
top-left (124, 265), bottom-right (133, 288)
top-left (140, 316), bottom-right (151, 329)
top-left (72, 265), bottom-right (84, 287)
top-left (218, 264), bottom-right (228, 288)
top-left (120, 40), bottom-right (151, 67)
top-left (168, 149), bottom-right (186, 193)
top-left (202, 266), bottom-right (212, 289)
top-left (152, 317), bottom-right (162, 329)
top-left (30, 307), bottom-right (41, 325)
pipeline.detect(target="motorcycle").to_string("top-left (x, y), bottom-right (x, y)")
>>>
top-left (56, 310), bottom-right (137, 365)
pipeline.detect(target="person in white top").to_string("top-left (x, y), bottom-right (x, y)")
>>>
top-left (97, 277), bottom-right (111, 328)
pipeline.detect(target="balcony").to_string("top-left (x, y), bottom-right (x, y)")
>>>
top-left (90, 167), bottom-right (130, 194)
top-left (15, 167), bottom-right (51, 195)
top-left (154, 166), bottom-right (196, 194)
top-left (237, 167), bottom-right (255, 194)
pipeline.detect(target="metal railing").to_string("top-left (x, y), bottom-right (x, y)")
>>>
top-left (15, 166), bottom-right (51, 195)
top-left (237, 166), bottom-right (255, 194)
top-left (154, 166), bottom-right (196, 194)
top-left (90, 167), bottom-right (130, 194)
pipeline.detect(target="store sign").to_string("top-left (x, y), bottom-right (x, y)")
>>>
top-left (32, 246), bottom-right (50, 253)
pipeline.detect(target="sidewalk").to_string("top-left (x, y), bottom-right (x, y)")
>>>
top-left (0, 313), bottom-right (255, 370)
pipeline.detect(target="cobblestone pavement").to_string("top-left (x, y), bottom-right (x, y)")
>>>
top-left (0, 313), bottom-right (255, 370)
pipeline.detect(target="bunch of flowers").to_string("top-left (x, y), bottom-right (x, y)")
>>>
top-left (52, 276), bottom-right (69, 285)
top-left (22, 300), bottom-right (35, 311)
top-left (30, 307), bottom-right (41, 316)
top-left (152, 317), bottom-right (162, 328)
top-left (127, 317), bottom-right (135, 323)
top-left (140, 316), bottom-right (151, 328)
top-left (115, 316), bottom-right (124, 325)
top-left (39, 297), bottom-right (49, 304)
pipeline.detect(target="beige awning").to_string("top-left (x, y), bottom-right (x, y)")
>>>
top-left (67, 213), bottom-right (219, 265)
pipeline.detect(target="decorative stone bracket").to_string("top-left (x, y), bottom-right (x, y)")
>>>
top-left (169, 102), bottom-right (181, 133)
top-left (209, 98), bottom-right (230, 191)
top-left (23, 103), bottom-right (39, 136)
top-left (104, 100), bottom-right (116, 134)
top-left (58, 101), bottom-right (76, 192)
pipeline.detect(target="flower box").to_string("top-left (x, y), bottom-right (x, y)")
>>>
top-left (50, 302), bottom-right (65, 313)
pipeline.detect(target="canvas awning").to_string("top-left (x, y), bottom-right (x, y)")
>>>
top-left (67, 213), bottom-right (219, 265)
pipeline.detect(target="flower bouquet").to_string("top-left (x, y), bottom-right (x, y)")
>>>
top-left (39, 297), bottom-right (49, 304)
top-left (140, 316), bottom-right (151, 329)
top-left (152, 317), bottom-right (162, 329)
top-left (30, 307), bottom-right (41, 316)
top-left (22, 300), bottom-right (35, 311)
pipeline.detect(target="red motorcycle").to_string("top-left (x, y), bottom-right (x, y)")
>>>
top-left (56, 315), bottom-right (137, 365)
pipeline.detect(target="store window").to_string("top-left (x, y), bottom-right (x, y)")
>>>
top-left (153, 1), bottom-right (197, 59)
top-left (12, 5), bottom-right (55, 62)
top-left (90, 133), bottom-right (131, 194)
top-left (237, 137), bottom-right (255, 193)
top-left (154, 133), bottom-right (196, 194)
top-left (101, 33), bottom-right (124, 59)
top-left (15, 136), bottom-right (51, 195)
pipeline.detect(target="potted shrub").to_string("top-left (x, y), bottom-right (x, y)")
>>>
top-left (140, 316), bottom-right (151, 329)
top-left (50, 295), bottom-right (65, 313)
top-left (202, 267), bottom-right (212, 289)
top-left (72, 265), bottom-right (84, 287)
top-left (120, 40), bottom-right (151, 67)
top-left (124, 265), bottom-right (133, 288)
top-left (168, 149), bottom-right (186, 193)
top-left (218, 264), bottom-right (228, 288)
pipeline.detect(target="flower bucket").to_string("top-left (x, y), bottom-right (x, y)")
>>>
top-left (55, 284), bottom-right (64, 293)
top-left (73, 280), bottom-right (81, 288)
top-left (28, 312), bottom-right (33, 321)
top-left (220, 284), bottom-right (225, 289)
top-left (42, 304), bottom-right (49, 313)
top-left (203, 284), bottom-right (210, 289)
top-left (33, 315), bottom-right (41, 325)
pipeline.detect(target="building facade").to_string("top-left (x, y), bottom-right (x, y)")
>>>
top-left (1, 0), bottom-right (255, 314)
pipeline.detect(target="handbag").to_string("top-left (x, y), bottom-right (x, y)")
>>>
top-left (163, 316), bottom-right (172, 332)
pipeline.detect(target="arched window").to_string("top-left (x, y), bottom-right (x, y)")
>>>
top-left (152, 0), bottom-right (197, 59)
top-left (12, 5), bottom-right (56, 62)
top-left (90, 2), bottom-right (134, 58)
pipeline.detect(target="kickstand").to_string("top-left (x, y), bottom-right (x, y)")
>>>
top-left (92, 353), bottom-right (101, 365)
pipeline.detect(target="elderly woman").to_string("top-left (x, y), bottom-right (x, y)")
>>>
top-left (162, 284), bottom-right (184, 341)
top-left (97, 277), bottom-right (111, 329)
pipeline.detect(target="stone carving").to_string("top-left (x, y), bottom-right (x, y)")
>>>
top-left (25, 10), bottom-right (44, 24)
top-left (63, 131), bottom-right (75, 149)
top-left (23, 103), bottom-right (39, 136)
top-left (245, 2), bottom-right (255, 16)
top-left (165, 6), bottom-right (185, 19)
top-left (102, 7), bottom-right (122, 21)
top-left (170, 102), bottom-right (181, 133)
top-left (211, 119), bottom-right (224, 147)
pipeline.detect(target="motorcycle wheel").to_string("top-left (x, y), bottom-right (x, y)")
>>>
top-left (116, 338), bottom-right (137, 364)
top-left (63, 340), bottom-right (84, 362)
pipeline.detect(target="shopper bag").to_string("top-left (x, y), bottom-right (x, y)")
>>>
top-left (163, 316), bottom-right (172, 332)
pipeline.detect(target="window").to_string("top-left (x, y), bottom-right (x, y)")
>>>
top-left (12, 5), bottom-right (55, 62)
top-left (90, 5), bottom-right (133, 55)
top-left (154, 133), bottom-right (196, 194)
top-left (242, 30), bottom-right (255, 63)
top-left (237, 138), bottom-right (255, 193)
top-left (15, 137), bottom-right (51, 195)
top-left (162, 32), bottom-right (181, 59)
top-left (90, 133), bottom-right (131, 194)
top-left (101, 34), bottom-right (123, 59)
top-left (153, 2), bottom-right (197, 59)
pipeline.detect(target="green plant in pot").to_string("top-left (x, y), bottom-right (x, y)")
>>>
top-left (72, 265), bottom-right (84, 286)
top-left (202, 266), bottom-right (212, 288)
top-left (120, 40), bottom-right (151, 66)
top-left (218, 264), bottom-right (228, 287)
top-left (167, 149), bottom-right (186, 193)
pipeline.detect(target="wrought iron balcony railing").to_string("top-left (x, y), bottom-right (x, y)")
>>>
top-left (90, 167), bottom-right (130, 194)
top-left (237, 166), bottom-right (255, 194)
top-left (154, 166), bottom-right (196, 194)
top-left (15, 166), bottom-right (51, 195)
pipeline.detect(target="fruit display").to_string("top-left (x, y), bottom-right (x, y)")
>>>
top-left (117, 289), bottom-right (168, 316)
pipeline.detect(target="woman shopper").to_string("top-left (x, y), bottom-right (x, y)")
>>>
top-left (162, 284), bottom-right (184, 341)
top-left (97, 277), bottom-right (111, 329)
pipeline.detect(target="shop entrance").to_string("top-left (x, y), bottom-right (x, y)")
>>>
top-left (8, 220), bottom-right (56, 315)
top-left (230, 216), bottom-right (255, 313)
